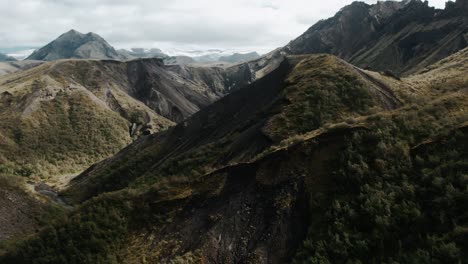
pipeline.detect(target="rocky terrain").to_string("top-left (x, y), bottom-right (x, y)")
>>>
top-left (26, 30), bottom-right (128, 61)
top-left (285, 0), bottom-right (468, 75)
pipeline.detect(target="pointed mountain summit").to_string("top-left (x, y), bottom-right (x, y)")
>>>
top-left (26, 29), bottom-right (126, 61)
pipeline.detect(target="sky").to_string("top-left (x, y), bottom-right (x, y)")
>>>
top-left (0, 0), bottom-right (451, 56)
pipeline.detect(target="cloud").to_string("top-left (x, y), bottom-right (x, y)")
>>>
top-left (0, 0), bottom-right (452, 54)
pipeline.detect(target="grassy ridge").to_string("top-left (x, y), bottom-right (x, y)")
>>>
top-left (0, 90), bottom-right (131, 179)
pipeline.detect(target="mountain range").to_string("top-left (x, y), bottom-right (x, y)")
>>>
top-left (24, 29), bottom-right (263, 65)
top-left (0, 0), bottom-right (467, 263)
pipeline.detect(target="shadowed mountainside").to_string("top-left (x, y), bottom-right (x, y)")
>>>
top-left (285, 0), bottom-right (468, 75)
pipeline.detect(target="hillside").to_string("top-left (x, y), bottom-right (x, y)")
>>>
top-left (285, 0), bottom-right (468, 75)
top-left (2, 49), bottom-right (465, 263)
top-left (0, 53), bottom-right (287, 182)
top-left (26, 30), bottom-right (128, 61)
top-left (0, 58), bottom-right (177, 181)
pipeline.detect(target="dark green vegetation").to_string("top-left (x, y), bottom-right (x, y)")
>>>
top-left (266, 55), bottom-right (375, 140)
top-left (295, 111), bottom-right (468, 263)
top-left (0, 192), bottom-right (133, 264)
top-left (1, 48), bottom-right (466, 263)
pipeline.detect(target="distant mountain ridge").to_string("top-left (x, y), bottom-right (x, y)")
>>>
top-left (24, 29), bottom-right (263, 64)
top-left (0, 53), bottom-right (16, 62)
top-left (118, 48), bottom-right (168, 60)
top-left (285, 0), bottom-right (468, 75)
top-left (219, 52), bottom-right (261, 63)
top-left (26, 29), bottom-right (127, 61)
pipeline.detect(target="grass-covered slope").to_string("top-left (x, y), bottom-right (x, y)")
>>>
top-left (1, 51), bottom-right (467, 263)
top-left (0, 59), bottom-right (174, 180)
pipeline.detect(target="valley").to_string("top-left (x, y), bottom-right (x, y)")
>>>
top-left (0, 0), bottom-right (466, 263)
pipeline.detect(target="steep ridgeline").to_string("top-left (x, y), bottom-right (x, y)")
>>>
top-left (5, 51), bottom-right (467, 263)
top-left (26, 30), bottom-right (129, 61)
top-left (285, 0), bottom-right (468, 75)
top-left (219, 52), bottom-right (261, 63)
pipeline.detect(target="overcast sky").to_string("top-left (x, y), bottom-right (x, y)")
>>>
top-left (0, 0), bottom-right (450, 54)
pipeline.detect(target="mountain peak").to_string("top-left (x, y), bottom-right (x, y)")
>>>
top-left (59, 29), bottom-right (84, 38)
top-left (26, 30), bottom-right (124, 61)
top-left (65, 29), bottom-right (81, 34)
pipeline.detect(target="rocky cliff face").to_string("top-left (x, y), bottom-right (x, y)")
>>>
top-left (285, 0), bottom-right (468, 75)
top-left (26, 30), bottom-right (127, 61)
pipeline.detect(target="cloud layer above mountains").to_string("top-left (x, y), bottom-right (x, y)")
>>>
top-left (0, 0), bottom-right (450, 53)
